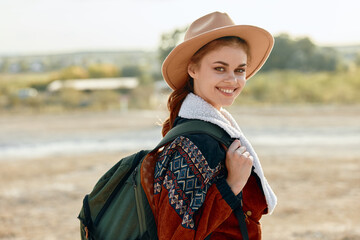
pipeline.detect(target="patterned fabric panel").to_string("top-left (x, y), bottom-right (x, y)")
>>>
top-left (154, 136), bottom-right (223, 229)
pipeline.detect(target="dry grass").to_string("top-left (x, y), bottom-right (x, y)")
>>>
top-left (261, 154), bottom-right (360, 239)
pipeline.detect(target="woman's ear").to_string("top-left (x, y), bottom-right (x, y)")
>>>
top-left (187, 63), bottom-right (197, 79)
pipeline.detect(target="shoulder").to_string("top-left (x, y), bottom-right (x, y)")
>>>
top-left (170, 117), bottom-right (227, 168)
top-left (181, 133), bottom-right (226, 169)
top-left (155, 134), bottom-right (225, 182)
top-left (163, 118), bottom-right (227, 169)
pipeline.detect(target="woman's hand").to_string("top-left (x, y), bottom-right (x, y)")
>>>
top-left (225, 140), bottom-right (253, 195)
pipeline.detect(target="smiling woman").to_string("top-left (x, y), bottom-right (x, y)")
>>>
top-left (188, 38), bottom-right (248, 110)
top-left (76, 11), bottom-right (277, 240)
top-left (137, 11), bottom-right (277, 240)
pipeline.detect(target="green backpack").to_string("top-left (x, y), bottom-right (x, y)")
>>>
top-left (78, 120), bottom-right (233, 240)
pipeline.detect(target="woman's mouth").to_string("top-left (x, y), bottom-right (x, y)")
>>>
top-left (217, 87), bottom-right (236, 94)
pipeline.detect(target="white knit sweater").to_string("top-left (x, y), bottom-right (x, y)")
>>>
top-left (178, 93), bottom-right (277, 214)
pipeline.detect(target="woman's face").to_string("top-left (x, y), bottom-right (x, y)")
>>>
top-left (188, 45), bottom-right (247, 110)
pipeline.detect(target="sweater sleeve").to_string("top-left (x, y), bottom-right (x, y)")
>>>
top-left (153, 135), bottom-right (242, 239)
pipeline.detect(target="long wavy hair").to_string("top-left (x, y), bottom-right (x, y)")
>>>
top-left (161, 36), bottom-right (249, 136)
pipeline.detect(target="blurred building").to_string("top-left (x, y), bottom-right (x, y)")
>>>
top-left (47, 77), bottom-right (139, 111)
top-left (47, 77), bottom-right (138, 92)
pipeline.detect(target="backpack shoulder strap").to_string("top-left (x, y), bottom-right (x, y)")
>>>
top-left (154, 119), bottom-right (233, 150)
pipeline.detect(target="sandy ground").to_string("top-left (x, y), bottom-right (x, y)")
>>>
top-left (0, 106), bottom-right (359, 240)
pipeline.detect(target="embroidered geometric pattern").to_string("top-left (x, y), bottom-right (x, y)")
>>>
top-left (154, 136), bottom-right (222, 229)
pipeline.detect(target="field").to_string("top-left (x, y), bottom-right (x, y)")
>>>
top-left (0, 106), bottom-right (359, 240)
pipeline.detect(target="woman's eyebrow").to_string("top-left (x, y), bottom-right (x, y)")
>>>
top-left (213, 61), bottom-right (247, 67)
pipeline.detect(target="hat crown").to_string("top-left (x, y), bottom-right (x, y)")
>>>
top-left (184, 12), bottom-right (235, 41)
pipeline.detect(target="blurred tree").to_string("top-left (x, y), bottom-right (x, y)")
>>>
top-left (263, 34), bottom-right (341, 72)
top-left (138, 64), bottom-right (154, 85)
top-left (262, 34), bottom-right (293, 71)
top-left (158, 26), bottom-right (187, 65)
top-left (0, 58), bottom-right (7, 72)
top-left (19, 60), bottom-right (30, 72)
top-left (310, 47), bottom-right (340, 71)
top-left (88, 64), bottom-right (120, 78)
top-left (297, 37), bottom-right (315, 56)
top-left (355, 52), bottom-right (360, 66)
top-left (121, 65), bottom-right (141, 77)
top-left (56, 66), bottom-right (89, 80)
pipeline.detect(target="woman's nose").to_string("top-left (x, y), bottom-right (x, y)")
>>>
top-left (224, 72), bottom-right (237, 82)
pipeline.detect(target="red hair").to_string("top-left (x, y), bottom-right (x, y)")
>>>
top-left (161, 79), bottom-right (193, 136)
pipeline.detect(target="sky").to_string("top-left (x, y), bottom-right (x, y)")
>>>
top-left (0, 0), bottom-right (359, 55)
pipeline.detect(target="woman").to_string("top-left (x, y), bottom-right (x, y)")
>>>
top-left (141, 12), bottom-right (277, 239)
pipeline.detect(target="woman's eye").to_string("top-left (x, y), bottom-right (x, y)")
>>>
top-left (214, 67), bottom-right (225, 72)
top-left (235, 68), bottom-right (245, 73)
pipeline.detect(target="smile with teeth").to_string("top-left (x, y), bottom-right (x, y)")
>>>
top-left (217, 87), bottom-right (236, 94)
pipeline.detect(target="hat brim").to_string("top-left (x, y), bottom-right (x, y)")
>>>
top-left (162, 25), bottom-right (274, 90)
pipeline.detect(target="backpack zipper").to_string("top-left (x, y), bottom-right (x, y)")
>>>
top-left (132, 166), bottom-right (146, 236)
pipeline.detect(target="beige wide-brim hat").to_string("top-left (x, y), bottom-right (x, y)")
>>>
top-left (162, 11), bottom-right (274, 90)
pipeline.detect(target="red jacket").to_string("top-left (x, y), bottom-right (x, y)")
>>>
top-left (142, 133), bottom-right (268, 240)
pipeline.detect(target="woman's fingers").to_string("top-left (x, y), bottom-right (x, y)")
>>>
top-left (228, 140), bottom-right (252, 160)
top-left (242, 151), bottom-right (250, 158)
top-left (228, 139), bottom-right (241, 152)
top-left (225, 141), bottom-right (254, 195)
top-left (236, 146), bottom-right (247, 155)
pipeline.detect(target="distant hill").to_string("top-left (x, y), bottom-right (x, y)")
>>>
top-left (0, 50), bottom-right (159, 73)
top-left (1, 43), bottom-right (360, 74)
top-left (332, 44), bottom-right (360, 61)
top-left (333, 44), bottom-right (360, 52)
